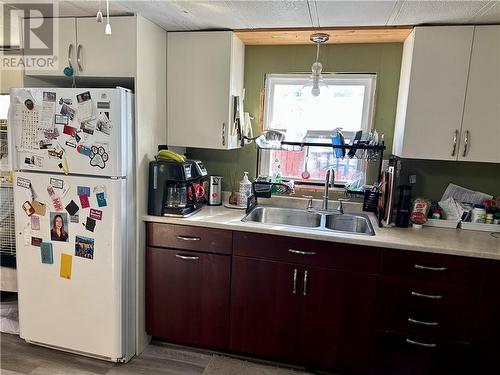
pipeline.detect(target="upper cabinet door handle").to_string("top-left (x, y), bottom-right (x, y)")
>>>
top-left (289, 249), bottom-right (316, 256)
top-left (177, 235), bottom-right (201, 241)
top-left (68, 44), bottom-right (74, 69)
top-left (451, 129), bottom-right (458, 156)
top-left (462, 130), bottom-right (469, 157)
top-left (77, 44), bottom-right (83, 72)
top-left (222, 122), bottom-right (226, 146)
top-left (414, 264), bottom-right (447, 272)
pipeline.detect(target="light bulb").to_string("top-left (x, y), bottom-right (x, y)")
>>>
top-left (105, 23), bottom-right (111, 35)
top-left (311, 61), bottom-right (323, 74)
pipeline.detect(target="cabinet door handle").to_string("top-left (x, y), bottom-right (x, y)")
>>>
top-left (451, 129), bottom-right (458, 156)
top-left (289, 249), bottom-right (316, 256)
top-left (222, 122), bottom-right (226, 146)
top-left (408, 317), bottom-right (439, 326)
top-left (292, 269), bottom-right (298, 295)
top-left (176, 235), bottom-right (201, 241)
top-left (414, 264), bottom-right (447, 272)
top-left (68, 44), bottom-right (74, 69)
top-left (411, 291), bottom-right (443, 300)
top-left (175, 254), bottom-right (199, 260)
top-left (406, 338), bottom-right (437, 348)
top-left (303, 270), bottom-right (308, 296)
top-left (462, 130), bottom-right (469, 157)
top-left (77, 44), bottom-right (83, 72)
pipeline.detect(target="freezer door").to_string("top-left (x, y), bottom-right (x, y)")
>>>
top-left (13, 171), bottom-right (132, 361)
top-left (9, 88), bottom-right (132, 178)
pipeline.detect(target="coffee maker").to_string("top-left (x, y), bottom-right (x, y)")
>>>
top-left (148, 159), bottom-right (207, 217)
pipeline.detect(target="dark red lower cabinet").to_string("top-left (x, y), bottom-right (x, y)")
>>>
top-left (146, 246), bottom-right (231, 350)
top-left (371, 331), bottom-right (472, 375)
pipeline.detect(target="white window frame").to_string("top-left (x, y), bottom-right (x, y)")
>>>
top-left (259, 73), bottom-right (377, 184)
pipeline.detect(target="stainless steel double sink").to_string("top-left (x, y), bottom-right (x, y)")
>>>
top-left (242, 206), bottom-right (375, 236)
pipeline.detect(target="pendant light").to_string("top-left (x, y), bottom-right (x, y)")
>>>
top-left (303, 33), bottom-right (329, 97)
top-left (104, 0), bottom-right (111, 35)
top-left (96, 0), bottom-right (103, 23)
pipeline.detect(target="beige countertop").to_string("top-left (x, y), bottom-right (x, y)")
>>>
top-left (143, 203), bottom-right (500, 260)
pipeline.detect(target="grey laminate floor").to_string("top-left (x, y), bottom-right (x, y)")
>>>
top-left (0, 333), bottom-right (210, 375)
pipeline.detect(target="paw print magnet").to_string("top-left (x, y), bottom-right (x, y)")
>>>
top-left (89, 146), bottom-right (109, 169)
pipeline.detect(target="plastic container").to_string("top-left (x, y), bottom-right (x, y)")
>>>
top-left (471, 204), bottom-right (486, 223)
top-left (239, 172), bottom-right (252, 199)
top-left (486, 213), bottom-right (494, 224)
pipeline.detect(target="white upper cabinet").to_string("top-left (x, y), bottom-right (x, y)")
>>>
top-left (167, 31), bottom-right (245, 150)
top-left (393, 26), bottom-right (474, 161)
top-left (459, 26), bottom-right (500, 163)
top-left (23, 18), bottom-right (77, 77)
top-left (75, 17), bottom-right (136, 77)
top-left (24, 16), bottom-right (136, 78)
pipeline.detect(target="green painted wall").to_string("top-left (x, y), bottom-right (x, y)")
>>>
top-left (188, 43), bottom-right (499, 199)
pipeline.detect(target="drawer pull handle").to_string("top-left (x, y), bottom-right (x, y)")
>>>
top-left (414, 264), bottom-right (447, 272)
top-left (177, 235), bottom-right (201, 241)
top-left (292, 269), bottom-right (298, 295)
top-left (289, 249), bottom-right (316, 256)
top-left (406, 338), bottom-right (437, 348)
top-left (175, 254), bottom-right (199, 260)
top-left (408, 318), bottom-right (439, 326)
top-left (411, 291), bottom-right (443, 300)
top-left (303, 270), bottom-right (308, 296)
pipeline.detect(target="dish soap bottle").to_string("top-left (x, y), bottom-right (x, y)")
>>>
top-left (239, 172), bottom-right (252, 200)
top-left (272, 157), bottom-right (282, 193)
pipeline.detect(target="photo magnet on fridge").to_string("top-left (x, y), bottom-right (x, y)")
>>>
top-left (60, 103), bottom-right (75, 121)
top-left (16, 177), bottom-right (31, 189)
top-left (84, 217), bottom-right (96, 232)
top-left (54, 114), bottom-right (69, 125)
top-left (40, 242), bottom-right (53, 264)
top-left (63, 125), bottom-right (77, 137)
top-left (70, 213), bottom-right (79, 223)
top-left (77, 186), bottom-right (91, 197)
top-left (65, 200), bottom-right (79, 216)
top-left (22, 201), bottom-right (35, 216)
top-left (60, 253), bottom-right (72, 279)
top-left (49, 212), bottom-right (69, 242)
top-left (75, 235), bottom-right (95, 260)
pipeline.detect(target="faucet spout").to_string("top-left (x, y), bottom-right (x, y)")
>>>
top-left (322, 168), bottom-right (334, 211)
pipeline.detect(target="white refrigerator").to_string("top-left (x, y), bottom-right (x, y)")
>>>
top-left (8, 87), bottom-right (136, 362)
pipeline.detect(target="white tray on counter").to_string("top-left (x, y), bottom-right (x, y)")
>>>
top-left (460, 222), bottom-right (500, 233)
top-left (423, 219), bottom-right (460, 229)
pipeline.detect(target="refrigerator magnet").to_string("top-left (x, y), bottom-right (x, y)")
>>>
top-left (89, 209), bottom-right (102, 221)
top-left (75, 235), bottom-right (95, 260)
top-left (76, 91), bottom-right (93, 123)
top-left (17, 177), bottom-right (31, 189)
top-left (31, 215), bottom-right (40, 230)
top-left (60, 253), bottom-right (72, 279)
top-left (84, 217), bottom-right (96, 232)
top-left (65, 140), bottom-right (77, 148)
top-left (65, 200), bottom-right (79, 216)
top-left (77, 186), bottom-right (91, 197)
top-left (22, 201), bottom-right (35, 216)
top-left (96, 192), bottom-right (107, 207)
top-left (60, 104), bottom-right (75, 121)
top-left (50, 212), bottom-right (69, 242)
top-left (59, 97), bottom-right (72, 106)
top-left (70, 213), bottom-right (79, 223)
top-left (31, 201), bottom-right (46, 216)
top-left (40, 242), bottom-right (54, 264)
top-left (62, 125), bottom-right (76, 137)
top-left (54, 114), bottom-right (69, 125)
top-left (31, 236), bottom-right (42, 247)
top-left (50, 178), bottom-right (64, 189)
top-left (79, 194), bottom-right (90, 209)
top-left (89, 146), bottom-right (108, 169)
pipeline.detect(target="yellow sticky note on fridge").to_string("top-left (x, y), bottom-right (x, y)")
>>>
top-left (60, 253), bottom-right (72, 279)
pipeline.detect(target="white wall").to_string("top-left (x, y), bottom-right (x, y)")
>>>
top-left (134, 14), bottom-right (167, 354)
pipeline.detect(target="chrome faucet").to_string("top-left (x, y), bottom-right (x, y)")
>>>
top-left (322, 168), bottom-right (334, 211)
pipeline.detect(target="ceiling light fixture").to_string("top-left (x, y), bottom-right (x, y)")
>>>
top-left (304, 33), bottom-right (329, 97)
top-left (96, 0), bottom-right (103, 23)
top-left (105, 0), bottom-right (111, 35)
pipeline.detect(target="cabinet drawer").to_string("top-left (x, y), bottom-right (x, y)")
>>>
top-left (376, 276), bottom-right (476, 341)
top-left (381, 249), bottom-right (483, 286)
top-left (233, 232), bottom-right (380, 274)
top-left (146, 247), bottom-right (231, 349)
top-left (147, 223), bottom-right (232, 254)
top-left (371, 330), bottom-right (472, 375)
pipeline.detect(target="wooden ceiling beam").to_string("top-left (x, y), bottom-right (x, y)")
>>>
top-left (234, 26), bottom-right (413, 45)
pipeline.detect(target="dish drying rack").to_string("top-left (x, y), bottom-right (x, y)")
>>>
top-left (255, 140), bottom-right (386, 190)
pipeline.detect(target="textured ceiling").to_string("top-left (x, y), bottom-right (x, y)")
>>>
top-left (3, 1), bottom-right (500, 31)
